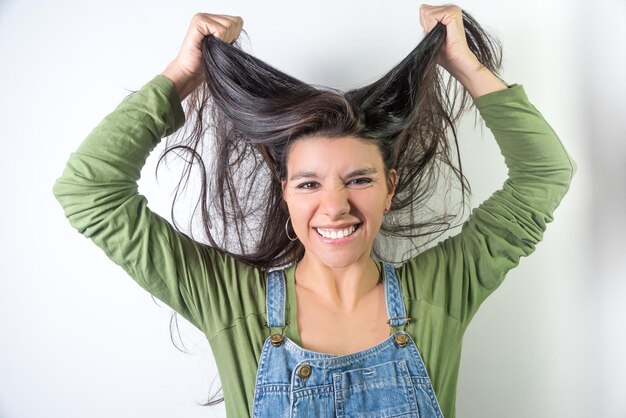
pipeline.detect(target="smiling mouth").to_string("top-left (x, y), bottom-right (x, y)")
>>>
top-left (314, 224), bottom-right (361, 240)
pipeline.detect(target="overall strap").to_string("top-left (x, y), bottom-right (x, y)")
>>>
top-left (266, 269), bottom-right (287, 328)
top-left (383, 262), bottom-right (409, 327)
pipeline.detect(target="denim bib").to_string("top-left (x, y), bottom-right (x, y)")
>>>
top-left (251, 262), bottom-right (444, 417)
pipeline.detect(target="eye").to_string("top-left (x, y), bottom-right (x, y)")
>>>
top-left (297, 181), bottom-right (319, 189)
top-left (348, 177), bottom-right (373, 186)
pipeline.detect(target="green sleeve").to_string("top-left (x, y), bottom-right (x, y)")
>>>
top-left (52, 75), bottom-right (265, 335)
top-left (399, 84), bottom-right (577, 329)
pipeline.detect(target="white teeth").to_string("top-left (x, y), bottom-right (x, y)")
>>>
top-left (315, 225), bottom-right (357, 239)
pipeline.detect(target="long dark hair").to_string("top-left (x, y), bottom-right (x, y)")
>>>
top-left (157, 10), bottom-right (502, 406)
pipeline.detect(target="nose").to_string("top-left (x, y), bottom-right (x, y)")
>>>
top-left (320, 187), bottom-right (350, 220)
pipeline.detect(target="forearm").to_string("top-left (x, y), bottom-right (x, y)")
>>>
top-left (431, 84), bottom-right (577, 328)
top-left (446, 55), bottom-right (508, 98)
top-left (161, 61), bottom-right (201, 102)
top-left (53, 75), bottom-right (185, 231)
top-left (473, 84), bottom-right (577, 213)
top-left (51, 75), bottom-right (227, 332)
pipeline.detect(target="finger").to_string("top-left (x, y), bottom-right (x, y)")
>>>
top-left (189, 13), bottom-right (216, 39)
top-left (419, 5), bottom-right (426, 32)
top-left (233, 16), bottom-right (245, 41)
top-left (205, 14), bottom-right (243, 42)
top-left (420, 4), bottom-right (462, 33)
top-left (205, 14), bottom-right (233, 39)
top-left (420, 4), bottom-right (440, 33)
top-left (191, 13), bottom-right (228, 41)
top-left (224, 15), bottom-right (244, 43)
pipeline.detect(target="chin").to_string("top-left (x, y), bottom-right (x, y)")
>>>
top-left (311, 250), bottom-right (369, 270)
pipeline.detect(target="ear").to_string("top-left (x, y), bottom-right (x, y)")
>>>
top-left (281, 178), bottom-right (287, 201)
top-left (386, 169), bottom-right (398, 209)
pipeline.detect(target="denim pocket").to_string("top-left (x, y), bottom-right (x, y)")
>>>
top-left (333, 359), bottom-right (419, 418)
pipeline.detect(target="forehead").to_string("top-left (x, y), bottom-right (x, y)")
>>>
top-left (286, 136), bottom-right (383, 172)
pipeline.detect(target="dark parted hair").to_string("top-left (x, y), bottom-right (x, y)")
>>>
top-left (158, 11), bottom-right (502, 271)
top-left (157, 10), bottom-right (502, 405)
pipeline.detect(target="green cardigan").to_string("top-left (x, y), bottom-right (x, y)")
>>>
top-left (52, 75), bottom-right (576, 418)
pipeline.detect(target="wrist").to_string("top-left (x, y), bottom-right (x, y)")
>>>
top-left (448, 59), bottom-right (508, 98)
top-left (161, 62), bottom-right (201, 101)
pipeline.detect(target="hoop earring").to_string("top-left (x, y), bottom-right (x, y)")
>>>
top-left (285, 216), bottom-right (298, 242)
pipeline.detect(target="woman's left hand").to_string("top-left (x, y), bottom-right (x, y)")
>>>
top-left (419, 4), bottom-right (508, 97)
top-left (418, 4), bottom-right (482, 79)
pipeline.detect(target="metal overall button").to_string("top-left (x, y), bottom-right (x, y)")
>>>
top-left (270, 334), bottom-right (283, 346)
top-left (297, 364), bottom-right (312, 380)
top-left (394, 332), bottom-right (409, 347)
top-left (387, 317), bottom-right (411, 348)
top-left (264, 321), bottom-right (289, 347)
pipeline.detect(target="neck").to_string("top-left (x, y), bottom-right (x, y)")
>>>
top-left (294, 254), bottom-right (382, 313)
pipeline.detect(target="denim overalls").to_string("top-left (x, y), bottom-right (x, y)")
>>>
top-left (252, 262), bottom-right (444, 417)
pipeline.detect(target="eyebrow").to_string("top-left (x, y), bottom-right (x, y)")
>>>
top-left (289, 167), bottom-right (378, 181)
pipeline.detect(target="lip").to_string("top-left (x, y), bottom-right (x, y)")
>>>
top-left (314, 222), bottom-right (360, 230)
top-left (313, 223), bottom-right (361, 244)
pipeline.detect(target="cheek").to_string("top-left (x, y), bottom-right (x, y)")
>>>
top-left (285, 194), bottom-right (316, 225)
top-left (355, 191), bottom-right (386, 213)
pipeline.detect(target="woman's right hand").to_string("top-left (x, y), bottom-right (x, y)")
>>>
top-left (162, 13), bottom-right (244, 100)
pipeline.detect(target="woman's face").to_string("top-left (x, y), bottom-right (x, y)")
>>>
top-left (282, 136), bottom-right (396, 269)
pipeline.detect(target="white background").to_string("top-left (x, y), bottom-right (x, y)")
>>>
top-left (1, 0), bottom-right (624, 417)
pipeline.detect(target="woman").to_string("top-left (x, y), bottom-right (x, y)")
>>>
top-left (53, 4), bottom-right (576, 417)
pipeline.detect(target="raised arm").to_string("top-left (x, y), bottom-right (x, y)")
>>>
top-left (401, 82), bottom-right (576, 327)
top-left (399, 4), bottom-right (577, 328)
top-left (162, 13), bottom-right (244, 100)
top-left (418, 3), bottom-right (508, 98)
top-left (52, 14), bottom-right (263, 336)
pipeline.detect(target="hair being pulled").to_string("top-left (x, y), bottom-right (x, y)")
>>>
top-left (159, 11), bottom-right (502, 269)
top-left (158, 10), bottom-right (503, 405)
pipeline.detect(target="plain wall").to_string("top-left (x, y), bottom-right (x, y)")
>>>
top-left (0, 0), bottom-right (623, 417)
